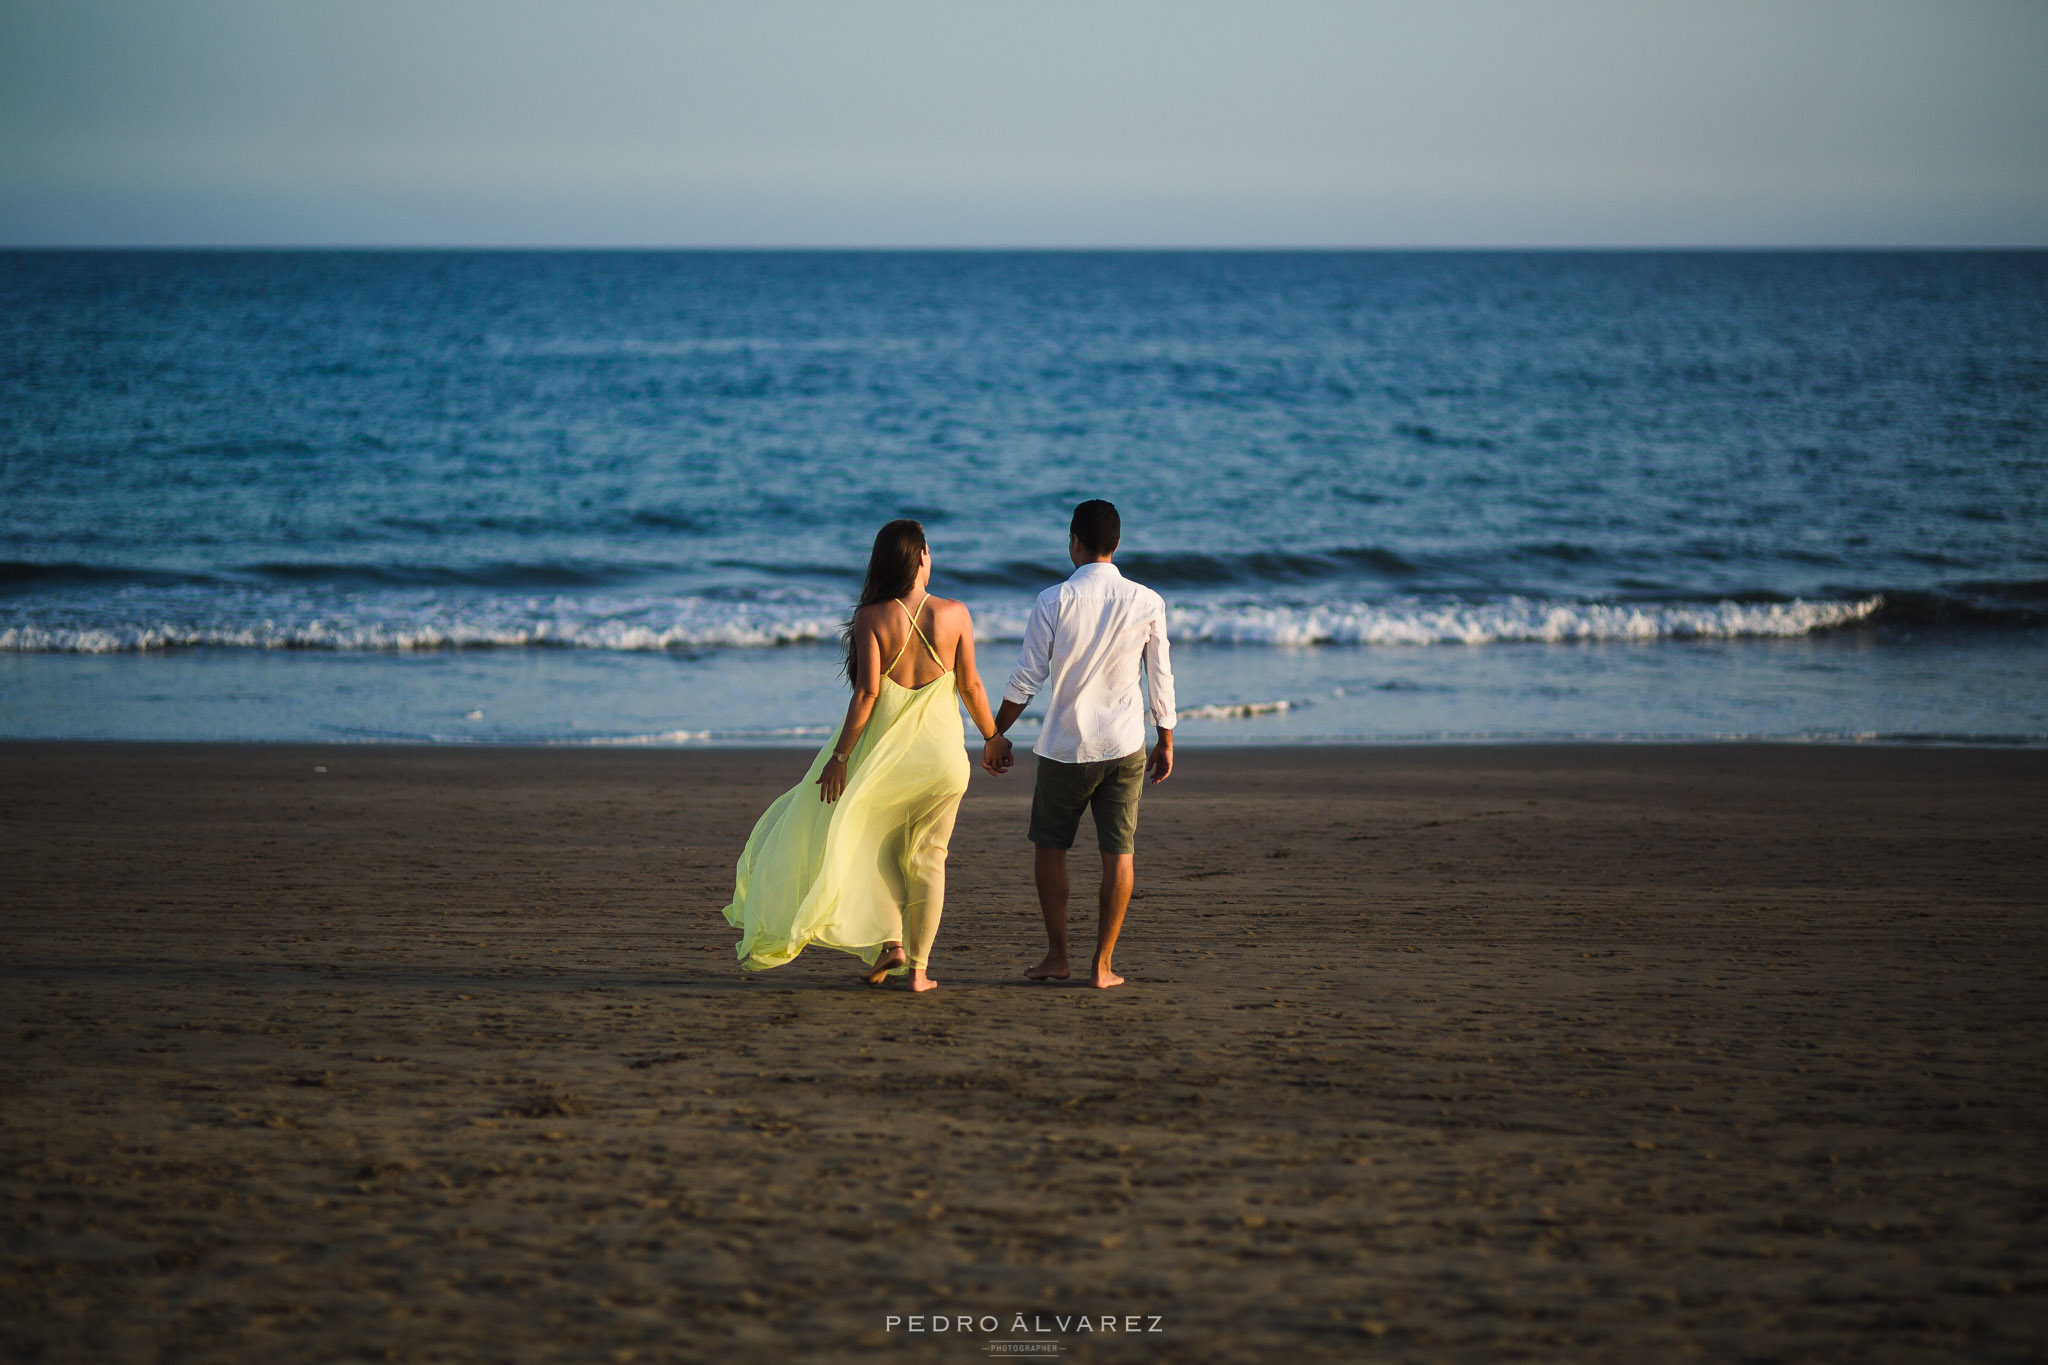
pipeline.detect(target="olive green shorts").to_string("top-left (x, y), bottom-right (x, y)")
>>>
top-left (1029, 750), bottom-right (1146, 854)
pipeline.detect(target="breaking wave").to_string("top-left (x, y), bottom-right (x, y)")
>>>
top-left (0, 586), bottom-right (1895, 653)
top-left (1168, 595), bottom-right (1886, 645)
top-left (1179, 699), bottom-right (1295, 721)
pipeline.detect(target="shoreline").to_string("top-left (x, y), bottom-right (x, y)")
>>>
top-left (5, 733), bottom-right (2048, 753)
top-left (9, 629), bottom-right (2044, 748)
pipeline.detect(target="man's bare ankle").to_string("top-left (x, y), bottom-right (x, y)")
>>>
top-left (1025, 952), bottom-right (1070, 980)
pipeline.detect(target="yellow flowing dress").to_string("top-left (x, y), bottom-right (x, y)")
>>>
top-left (722, 598), bottom-right (971, 974)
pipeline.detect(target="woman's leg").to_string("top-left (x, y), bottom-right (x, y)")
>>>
top-left (898, 799), bottom-right (961, 990)
top-left (861, 940), bottom-right (906, 984)
top-left (860, 830), bottom-right (911, 983)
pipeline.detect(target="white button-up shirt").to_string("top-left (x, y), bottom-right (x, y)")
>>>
top-left (1003, 561), bottom-right (1177, 764)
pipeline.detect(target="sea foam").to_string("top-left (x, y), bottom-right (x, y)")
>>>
top-left (1167, 595), bottom-right (1885, 645)
top-left (0, 591), bottom-right (1884, 653)
top-left (1178, 700), bottom-right (1294, 721)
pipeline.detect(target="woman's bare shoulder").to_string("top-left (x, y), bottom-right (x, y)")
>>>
top-left (851, 601), bottom-right (896, 629)
top-left (930, 596), bottom-right (973, 623)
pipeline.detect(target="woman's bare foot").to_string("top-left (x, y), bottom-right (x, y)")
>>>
top-left (907, 968), bottom-right (938, 993)
top-left (1024, 954), bottom-right (1070, 981)
top-left (862, 943), bottom-right (905, 985)
top-left (1091, 959), bottom-right (1124, 988)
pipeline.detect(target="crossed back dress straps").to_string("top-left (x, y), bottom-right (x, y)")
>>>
top-left (885, 594), bottom-right (948, 676)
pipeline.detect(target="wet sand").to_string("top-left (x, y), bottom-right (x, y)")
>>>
top-left (2, 742), bottom-right (2045, 1362)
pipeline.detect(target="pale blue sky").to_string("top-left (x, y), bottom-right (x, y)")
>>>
top-left (2, 0), bottom-right (2044, 246)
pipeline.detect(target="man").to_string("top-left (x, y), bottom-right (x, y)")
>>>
top-left (983, 500), bottom-right (1176, 989)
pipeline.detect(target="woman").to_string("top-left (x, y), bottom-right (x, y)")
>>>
top-left (722, 520), bottom-right (1009, 991)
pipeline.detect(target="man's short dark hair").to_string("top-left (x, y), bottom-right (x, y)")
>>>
top-left (1070, 500), bottom-right (1121, 556)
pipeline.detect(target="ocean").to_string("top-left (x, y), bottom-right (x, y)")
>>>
top-left (2, 249), bottom-right (2044, 745)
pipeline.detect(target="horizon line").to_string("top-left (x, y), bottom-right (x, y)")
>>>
top-left (5, 242), bottom-right (2045, 253)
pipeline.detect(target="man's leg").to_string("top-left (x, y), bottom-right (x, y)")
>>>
top-left (1093, 852), bottom-right (1134, 988)
top-left (1026, 756), bottom-right (1093, 981)
top-left (1084, 751), bottom-right (1146, 989)
top-left (1026, 844), bottom-right (1071, 980)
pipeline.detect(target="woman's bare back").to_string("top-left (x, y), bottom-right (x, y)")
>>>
top-left (865, 596), bottom-right (968, 691)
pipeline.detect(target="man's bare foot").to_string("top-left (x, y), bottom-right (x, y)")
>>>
top-left (862, 944), bottom-right (906, 985)
top-left (907, 968), bottom-right (938, 993)
top-left (1090, 967), bottom-right (1124, 989)
top-left (1024, 955), bottom-right (1070, 981)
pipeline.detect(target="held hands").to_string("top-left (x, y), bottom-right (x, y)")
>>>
top-left (981, 734), bottom-right (1014, 776)
top-left (816, 755), bottom-right (848, 803)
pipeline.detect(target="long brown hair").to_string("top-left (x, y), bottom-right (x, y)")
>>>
top-left (843, 519), bottom-right (927, 686)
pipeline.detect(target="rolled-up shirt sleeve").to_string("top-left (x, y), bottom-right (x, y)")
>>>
top-left (1003, 588), bottom-right (1056, 707)
top-left (1143, 596), bottom-right (1177, 730)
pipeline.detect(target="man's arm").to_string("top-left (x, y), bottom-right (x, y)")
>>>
top-left (1146, 726), bottom-right (1174, 784)
top-left (999, 590), bottom-right (1056, 720)
top-left (984, 589), bottom-right (1054, 775)
top-left (1143, 596), bottom-right (1177, 784)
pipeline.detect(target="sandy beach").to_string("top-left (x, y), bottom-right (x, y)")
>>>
top-left (2, 741), bottom-right (2045, 1362)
